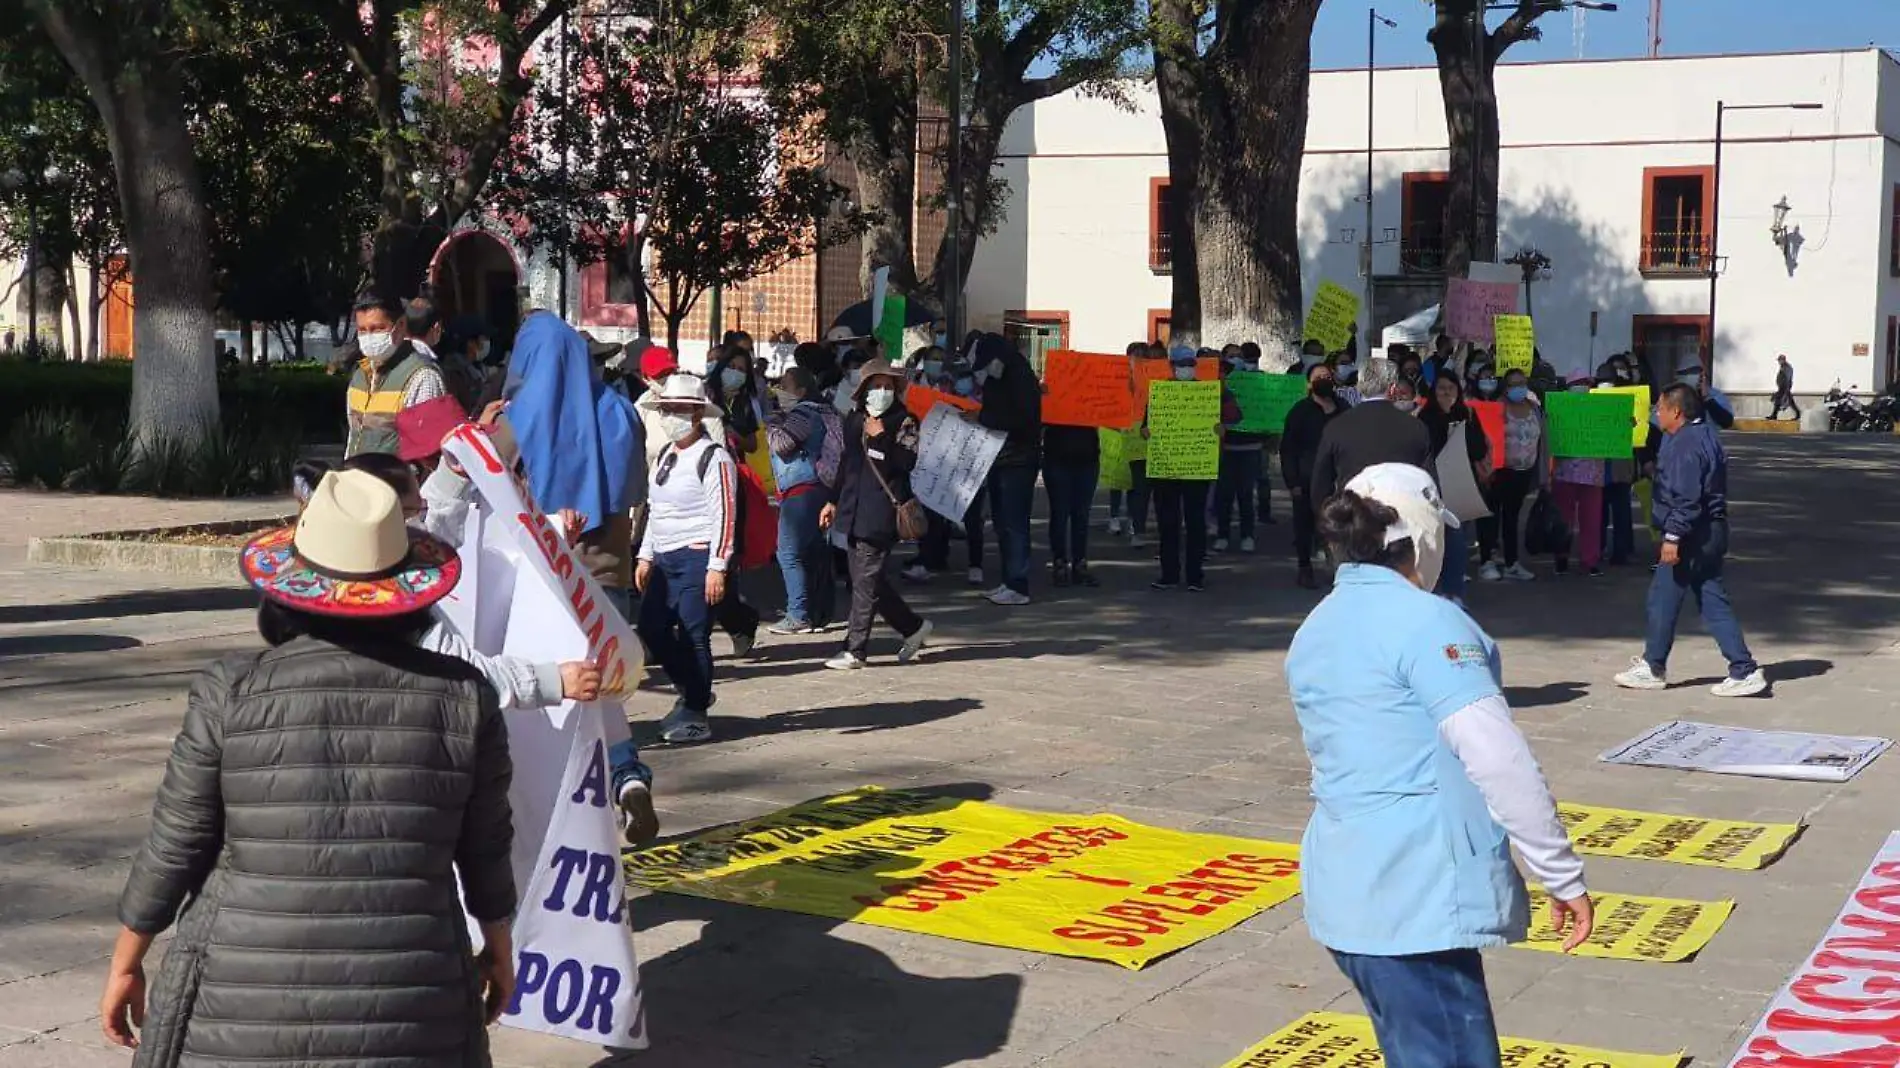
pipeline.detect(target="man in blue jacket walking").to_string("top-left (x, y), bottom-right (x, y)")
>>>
top-left (1616, 385), bottom-right (1767, 697)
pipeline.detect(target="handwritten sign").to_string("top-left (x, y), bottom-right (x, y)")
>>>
top-left (1466, 399), bottom-right (1506, 468)
top-left (1594, 385), bottom-right (1651, 448)
top-left (904, 384), bottom-right (978, 424)
top-left (1043, 350), bottom-right (1136, 429)
top-left (1134, 358), bottom-right (1218, 422)
top-left (1226, 372), bottom-right (1308, 434)
top-left (1446, 277), bottom-right (1519, 343)
top-left (1494, 315), bottom-right (1535, 374)
top-left (1099, 428), bottom-right (1132, 491)
top-left (1145, 380), bottom-right (1220, 481)
top-left (1545, 391), bottom-right (1636, 459)
top-left (1303, 281), bottom-right (1359, 354)
top-left (911, 404), bottom-right (1006, 521)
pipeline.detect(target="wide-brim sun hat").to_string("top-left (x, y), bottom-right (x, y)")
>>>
top-left (241, 470), bottom-right (460, 618)
top-left (651, 371), bottom-right (722, 418)
top-left (852, 357), bottom-right (909, 402)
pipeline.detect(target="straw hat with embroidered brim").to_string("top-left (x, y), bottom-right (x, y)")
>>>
top-left (241, 470), bottom-right (460, 618)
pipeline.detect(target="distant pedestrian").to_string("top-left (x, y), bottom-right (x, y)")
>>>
top-left (1280, 362), bottom-right (1346, 589)
top-left (345, 291), bottom-right (448, 458)
top-left (1310, 358), bottom-right (1431, 503)
top-left (1616, 384), bottom-right (1766, 697)
top-left (1149, 346), bottom-right (1219, 592)
top-left (1476, 369), bottom-right (1548, 584)
top-left (1772, 354), bottom-right (1799, 420)
top-left (973, 334), bottom-right (1041, 606)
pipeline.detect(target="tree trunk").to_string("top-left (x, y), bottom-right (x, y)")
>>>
top-left (240, 321), bottom-right (256, 365)
top-left (64, 264), bottom-right (81, 357)
top-left (85, 260), bottom-right (103, 362)
top-left (1432, 0), bottom-right (1507, 282)
top-left (923, 114), bottom-right (1004, 303)
top-left (849, 112), bottom-right (921, 296)
top-left (18, 254), bottom-right (67, 354)
top-left (1155, 0), bottom-right (1321, 359)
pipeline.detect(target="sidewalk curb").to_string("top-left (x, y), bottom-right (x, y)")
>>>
top-left (25, 517), bottom-right (284, 581)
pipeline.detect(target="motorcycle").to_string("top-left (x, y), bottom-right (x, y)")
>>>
top-left (1826, 381), bottom-right (1868, 432)
top-left (1863, 392), bottom-right (1900, 434)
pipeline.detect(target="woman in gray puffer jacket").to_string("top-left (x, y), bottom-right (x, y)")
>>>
top-left (100, 469), bottom-right (517, 1067)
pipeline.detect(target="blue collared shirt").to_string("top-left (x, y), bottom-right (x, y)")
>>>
top-left (1286, 564), bottom-right (1530, 955)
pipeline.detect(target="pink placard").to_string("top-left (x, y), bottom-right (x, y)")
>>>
top-left (1446, 277), bottom-right (1520, 344)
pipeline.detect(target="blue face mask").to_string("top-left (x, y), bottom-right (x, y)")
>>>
top-left (1477, 378), bottom-right (1497, 394)
top-left (954, 377), bottom-right (975, 396)
top-left (1506, 385), bottom-right (1530, 403)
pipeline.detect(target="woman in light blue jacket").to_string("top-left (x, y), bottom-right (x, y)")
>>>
top-left (1286, 464), bottom-right (1594, 1068)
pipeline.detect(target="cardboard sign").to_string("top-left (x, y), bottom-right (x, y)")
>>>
top-left (904, 384), bottom-right (978, 423)
top-left (1465, 399), bottom-right (1506, 467)
top-left (1144, 380), bottom-right (1221, 481)
top-left (1602, 721), bottom-right (1891, 783)
top-left (1728, 831), bottom-right (1900, 1068)
top-left (1224, 1012), bottom-right (1682, 1068)
top-left (1226, 372), bottom-right (1308, 434)
top-left (1435, 428), bottom-right (1491, 522)
top-left (1557, 802), bottom-right (1802, 869)
top-left (1099, 427), bottom-right (1132, 491)
top-left (1519, 887), bottom-right (1732, 962)
top-left (625, 787), bottom-right (1302, 970)
top-left (1594, 385), bottom-right (1652, 449)
top-left (1134, 358), bottom-right (1218, 422)
top-left (1493, 315), bottom-right (1535, 374)
top-left (1042, 350), bottom-right (1136, 429)
top-left (910, 403), bottom-right (1006, 521)
top-left (1446, 276), bottom-right (1519, 343)
top-left (1545, 391), bottom-right (1637, 459)
top-left (1303, 281), bottom-right (1359, 354)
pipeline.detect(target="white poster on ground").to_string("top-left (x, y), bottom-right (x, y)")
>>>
top-left (1436, 426), bottom-right (1491, 522)
top-left (1601, 720), bottom-right (1890, 783)
top-left (911, 403), bottom-right (1006, 521)
top-left (1727, 830), bottom-right (1900, 1067)
top-left (440, 427), bottom-right (649, 1051)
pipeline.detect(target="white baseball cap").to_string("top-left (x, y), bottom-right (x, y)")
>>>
top-left (1345, 463), bottom-right (1461, 538)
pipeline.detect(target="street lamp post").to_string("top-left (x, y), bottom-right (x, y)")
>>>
top-left (1364, 8), bottom-right (1396, 355)
top-left (1707, 100), bottom-right (1822, 377)
top-left (944, 0), bottom-right (965, 348)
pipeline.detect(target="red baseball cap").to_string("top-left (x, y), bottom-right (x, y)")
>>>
top-left (639, 345), bottom-right (678, 380)
top-left (395, 396), bottom-right (470, 462)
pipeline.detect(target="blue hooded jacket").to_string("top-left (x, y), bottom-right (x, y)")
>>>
top-left (503, 311), bottom-right (640, 530)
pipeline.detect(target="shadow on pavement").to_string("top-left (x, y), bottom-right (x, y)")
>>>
top-left (0, 634), bottom-right (145, 657)
top-left (0, 587), bottom-right (255, 626)
top-left (1505, 681), bottom-right (1589, 709)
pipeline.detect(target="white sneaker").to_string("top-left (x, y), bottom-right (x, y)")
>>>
top-left (1711, 670), bottom-right (1769, 698)
top-left (616, 780), bottom-right (660, 845)
top-left (1480, 561), bottom-right (1503, 582)
top-left (1504, 563), bottom-right (1536, 582)
top-left (898, 619), bottom-right (934, 664)
top-left (1240, 537), bottom-right (1256, 553)
top-left (988, 588), bottom-right (1031, 607)
top-left (1127, 531), bottom-right (1145, 549)
top-left (901, 563), bottom-right (932, 584)
top-left (825, 651), bottom-right (867, 671)
top-left (1614, 657), bottom-right (1668, 691)
top-left (1213, 538), bottom-right (1230, 553)
top-left (966, 567), bottom-right (986, 587)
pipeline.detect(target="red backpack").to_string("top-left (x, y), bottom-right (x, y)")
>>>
top-left (696, 437), bottom-right (779, 571)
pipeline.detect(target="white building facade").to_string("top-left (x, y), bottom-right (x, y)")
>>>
top-left (963, 47), bottom-right (1900, 410)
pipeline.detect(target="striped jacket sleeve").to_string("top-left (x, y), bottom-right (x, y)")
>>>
top-left (703, 446), bottom-right (739, 572)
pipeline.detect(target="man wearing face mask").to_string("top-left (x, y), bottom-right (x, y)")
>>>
top-left (1282, 362), bottom-right (1348, 589)
top-left (1311, 358), bottom-right (1433, 506)
top-left (345, 291), bottom-right (447, 458)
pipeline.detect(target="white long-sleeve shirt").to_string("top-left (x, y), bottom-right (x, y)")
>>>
top-left (638, 436), bottom-right (737, 572)
top-left (1439, 693), bottom-right (1588, 902)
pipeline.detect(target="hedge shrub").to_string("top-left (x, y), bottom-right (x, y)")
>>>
top-left (0, 358), bottom-right (348, 445)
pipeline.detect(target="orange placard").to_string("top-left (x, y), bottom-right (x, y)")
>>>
top-left (1467, 399), bottom-right (1507, 469)
top-left (1043, 350), bottom-right (1137, 429)
top-left (1133, 358), bottom-right (1219, 423)
top-left (905, 384), bottom-right (979, 423)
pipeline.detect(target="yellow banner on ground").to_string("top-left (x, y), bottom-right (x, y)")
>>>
top-left (1558, 802), bottom-right (1801, 869)
top-left (1222, 1011), bottom-right (1684, 1068)
top-left (622, 787), bottom-right (1302, 969)
top-left (1519, 888), bottom-right (1732, 962)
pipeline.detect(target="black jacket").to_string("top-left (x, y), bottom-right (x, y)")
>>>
top-left (833, 408), bottom-right (919, 545)
top-left (1279, 396), bottom-right (1345, 492)
top-left (1311, 400), bottom-right (1433, 501)
top-left (1420, 403), bottom-right (1487, 463)
top-left (974, 335), bottom-right (1042, 469)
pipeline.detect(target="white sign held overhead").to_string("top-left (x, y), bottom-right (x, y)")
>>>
top-left (1728, 830), bottom-right (1900, 1067)
top-left (1601, 720), bottom-right (1891, 783)
top-left (911, 403), bottom-right (1006, 521)
top-left (439, 428), bottom-right (648, 1051)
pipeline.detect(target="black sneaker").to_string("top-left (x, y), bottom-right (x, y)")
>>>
top-left (1072, 563), bottom-right (1100, 588)
top-left (1588, 566), bottom-right (1606, 578)
top-left (1051, 561), bottom-right (1072, 588)
top-left (1150, 580), bottom-right (1178, 591)
top-left (1186, 582), bottom-right (1206, 593)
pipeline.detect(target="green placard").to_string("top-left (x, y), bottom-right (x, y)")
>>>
top-left (875, 293), bottom-right (906, 363)
top-left (1227, 372), bottom-right (1307, 434)
top-left (1145, 380), bottom-right (1221, 481)
top-left (1545, 391), bottom-right (1637, 459)
top-left (1099, 427), bottom-right (1132, 491)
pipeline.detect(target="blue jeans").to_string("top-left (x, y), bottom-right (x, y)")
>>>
top-left (636, 546), bottom-right (715, 713)
top-left (1215, 448), bottom-right (1264, 541)
top-left (1644, 521), bottom-right (1758, 679)
top-left (1044, 459), bottom-right (1099, 564)
top-left (1331, 949), bottom-right (1500, 1068)
top-left (988, 463), bottom-right (1038, 595)
top-left (775, 488), bottom-right (833, 626)
top-left (1435, 523), bottom-right (1469, 601)
top-left (1108, 460), bottom-right (1150, 535)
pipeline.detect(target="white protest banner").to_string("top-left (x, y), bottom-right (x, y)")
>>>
top-left (1436, 426), bottom-right (1491, 522)
top-left (1467, 260), bottom-right (1520, 285)
top-left (440, 427), bottom-right (648, 1051)
top-left (1602, 720), bottom-right (1891, 784)
top-left (1446, 276), bottom-right (1519, 344)
top-left (911, 403), bottom-right (1006, 521)
top-left (1728, 830), bottom-right (1900, 1068)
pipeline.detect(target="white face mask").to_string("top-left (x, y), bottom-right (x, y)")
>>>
top-left (987, 359), bottom-right (1006, 380)
top-left (658, 412), bottom-right (698, 444)
top-left (359, 330), bottom-right (396, 360)
top-left (864, 387), bottom-right (897, 417)
top-left (474, 338), bottom-right (491, 362)
top-left (1172, 365), bottom-right (1197, 381)
top-left (774, 388), bottom-right (801, 408)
